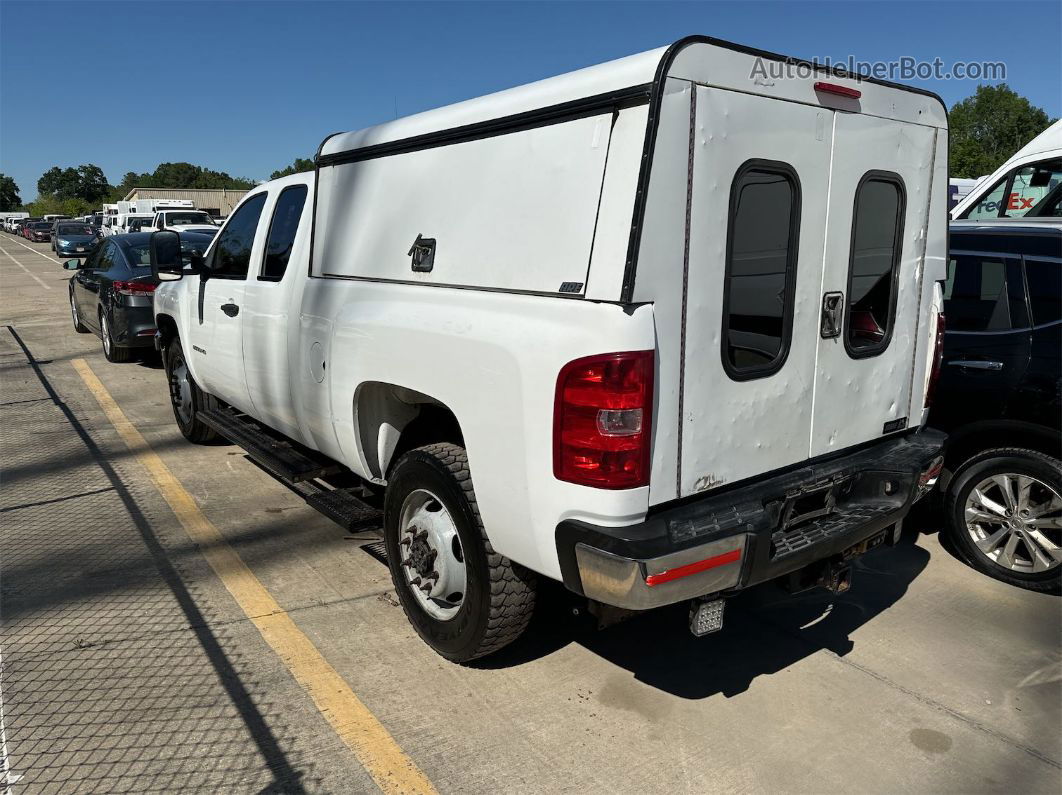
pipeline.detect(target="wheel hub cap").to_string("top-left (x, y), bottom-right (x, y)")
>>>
top-left (397, 489), bottom-right (466, 621)
top-left (964, 473), bottom-right (1062, 574)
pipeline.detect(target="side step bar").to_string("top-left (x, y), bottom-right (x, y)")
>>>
top-left (199, 407), bottom-right (341, 483)
top-left (293, 481), bottom-right (382, 532)
top-left (200, 406), bottom-right (382, 532)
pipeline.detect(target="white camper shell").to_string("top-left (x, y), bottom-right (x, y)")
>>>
top-left (153, 36), bottom-right (948, 661)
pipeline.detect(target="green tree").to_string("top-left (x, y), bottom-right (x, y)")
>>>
top-left (0, 174), bottom-right (21, 211)
top-left (270, 157), bottom-right (314, 180)
top-left (950, 85), bottom-right (1056, 178)
top-left (37, 164), bottom-right (114, 203)
top-left (24, 195), bottom-right (96, 218)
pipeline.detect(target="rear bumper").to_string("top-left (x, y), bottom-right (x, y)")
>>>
top-left (556, 429), bottom-right (946, 610)
top-left (112, 306), bottom-right (157, 348)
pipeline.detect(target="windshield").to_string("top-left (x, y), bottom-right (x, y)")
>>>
top-left (58, 225), bottom-right (94, 236)
top-left (166, 212), bottom-right (213, 226)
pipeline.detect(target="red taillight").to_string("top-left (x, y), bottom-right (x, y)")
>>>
top-left (924, 312), bottom-right (945, 408)
top-left (553, 350), bottom-right (654, 489)
top-left (112, 280), bottom-right (157, 296)
top-left (814, 81), bottom-right (862, 99)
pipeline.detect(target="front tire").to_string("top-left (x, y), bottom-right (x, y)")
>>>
top-left (944, 447), bottom-right (1062, 594)
top-left (164, 337), bottom-right (220, 444)
top-left (384, 443), bottom-right (536, 662)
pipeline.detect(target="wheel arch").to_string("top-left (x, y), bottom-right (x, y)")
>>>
top-left (352, 381), bottom-right (465, 483)
top-left (942, 419), bottom-right (1061, 488)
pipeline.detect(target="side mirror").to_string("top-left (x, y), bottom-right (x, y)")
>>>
top-left (149, 230), bottom-right (183, 279)
top-left (63, 260), bottom-right (80, 270)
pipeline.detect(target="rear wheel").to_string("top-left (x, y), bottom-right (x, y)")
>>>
top-left (100, 309), bottom-right (133, 363)
top-left (384, 443), bottom-right (536, 662)
top-left (70, 290), bottom-right (89, 333)
top-left (164, 337), bottom-right (220, 444)
top-left (944, 448), bottom-right (1062, 594)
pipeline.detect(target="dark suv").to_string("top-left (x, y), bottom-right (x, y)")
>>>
top-left (930, 221), bottom-right (1061, 592)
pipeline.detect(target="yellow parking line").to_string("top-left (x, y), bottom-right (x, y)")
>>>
top-left (71, 358), bottom-right (437, 795)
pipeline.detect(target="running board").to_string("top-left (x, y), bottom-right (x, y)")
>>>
top-left (199, 407), bottom-right (342, 483)
top-left (292, 481), bottom-right (382, 532)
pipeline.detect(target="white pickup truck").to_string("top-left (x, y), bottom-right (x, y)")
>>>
top-left (152, 209), bottom-right (217, 234)
top-left (148, 35), bottom-right (948, 661)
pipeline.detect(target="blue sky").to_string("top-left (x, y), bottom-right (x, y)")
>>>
top-left (2, 1), bottom-right (1058, 201)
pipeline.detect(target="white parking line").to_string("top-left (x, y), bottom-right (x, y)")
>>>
top-left (0, 649), bottom-right (21, 794)
top-left (5, 238), bottom-right (63, 266)
top-left (0, 248), bottom-right (51, 290)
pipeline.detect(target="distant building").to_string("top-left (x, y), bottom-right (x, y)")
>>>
top-left (121, 187), bottom-right (249, 217)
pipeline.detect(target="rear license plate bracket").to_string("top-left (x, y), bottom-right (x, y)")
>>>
top-left (841, 529), bottom-right (888, 561)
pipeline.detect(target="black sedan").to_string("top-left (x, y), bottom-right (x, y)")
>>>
top-left (66, 231), bottom-right (215, 363)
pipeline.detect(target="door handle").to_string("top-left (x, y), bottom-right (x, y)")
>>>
top-left (820, 291), bottom-right (844, 338)
top-left (220, 302), bottom-right (239, 317)
top-left (947, 359), bottom-right (1003, 371)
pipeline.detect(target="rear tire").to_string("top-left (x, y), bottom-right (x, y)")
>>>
top-left (70, 290), bottom-right (89, 333)
top-left (100, 310), bottom-right (133, 363)
top-left (384, 443), bottom-right (536, 662)
top-left (944, 447), bottom-right (1061, 594)
top-left (164, 337), bottom-right (220, 444)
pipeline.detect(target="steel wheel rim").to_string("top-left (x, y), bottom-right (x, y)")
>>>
top-left (170, 354), bottom-right (193, 424)
top-left (965, 473), bottom-right (1062, 574)
top-left (397, 488), bottom-right (467, 621)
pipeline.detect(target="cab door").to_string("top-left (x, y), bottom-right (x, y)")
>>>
top-left (240, 183), bottom-right (311, 438)
top-left (680, 86), bottom-right (833, 495)
top-left (191, 193), bottom-right (267, 412)
top-left (809, 114), bottom-right (938, 456)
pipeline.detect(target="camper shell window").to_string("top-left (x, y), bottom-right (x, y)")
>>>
top-left (720, 160), bottom-right (801, 381)
top-left (844, 172), bottom-right (906, 358)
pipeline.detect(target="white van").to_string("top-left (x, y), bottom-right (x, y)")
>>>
top-left (150, 35), bottom-right (948, 661)
top-left (951, 120), bottom-right (1062, 220)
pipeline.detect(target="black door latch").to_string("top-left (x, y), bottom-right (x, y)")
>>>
top-left (408, 234), bottom-right (436, 272)
top-left (821, 292), bottom-right (843, 338)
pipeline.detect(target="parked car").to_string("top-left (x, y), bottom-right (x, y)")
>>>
top-left (52, 222), bottom-right (100, 257)
top-left (929, 220), bottom-right (1061, 592)
top-left (66, 231), bottom-right (216, 363)
top-left (24, 222), bottom-right (52, 242)
top-left (148, 35), bottom-right (948, 662)
top-left (152, 209), bottom-right (217, 233)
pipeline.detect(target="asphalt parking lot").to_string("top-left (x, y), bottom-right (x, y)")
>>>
top-left (0, 235), bottom-right (1059, 794)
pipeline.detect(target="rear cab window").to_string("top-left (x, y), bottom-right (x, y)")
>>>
top-left (721, 160), bottom-right (801, 380)
top-left (260, 185), bottom-right (308, 281)
top-left (845, 172), bottom-right (905, 357)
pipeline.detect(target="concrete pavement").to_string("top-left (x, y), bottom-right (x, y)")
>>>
top-left (0, 236), bottom-right (1059, 793)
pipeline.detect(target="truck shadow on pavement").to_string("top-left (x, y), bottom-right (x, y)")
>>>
top-left (482, 533), bottom-right (931, 699)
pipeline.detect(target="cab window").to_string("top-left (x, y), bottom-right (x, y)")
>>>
top-left (209, 194), bottom-right (267, 279)
top-left (260, 185), bottom-right (308, 281)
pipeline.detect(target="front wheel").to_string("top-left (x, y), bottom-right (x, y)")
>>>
top-left (944, 447), bottom-right (1062, 594)
top-left (384, 443), bottom-right (536, 662)
top-left (164, 337), bottom-right (220, 444)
